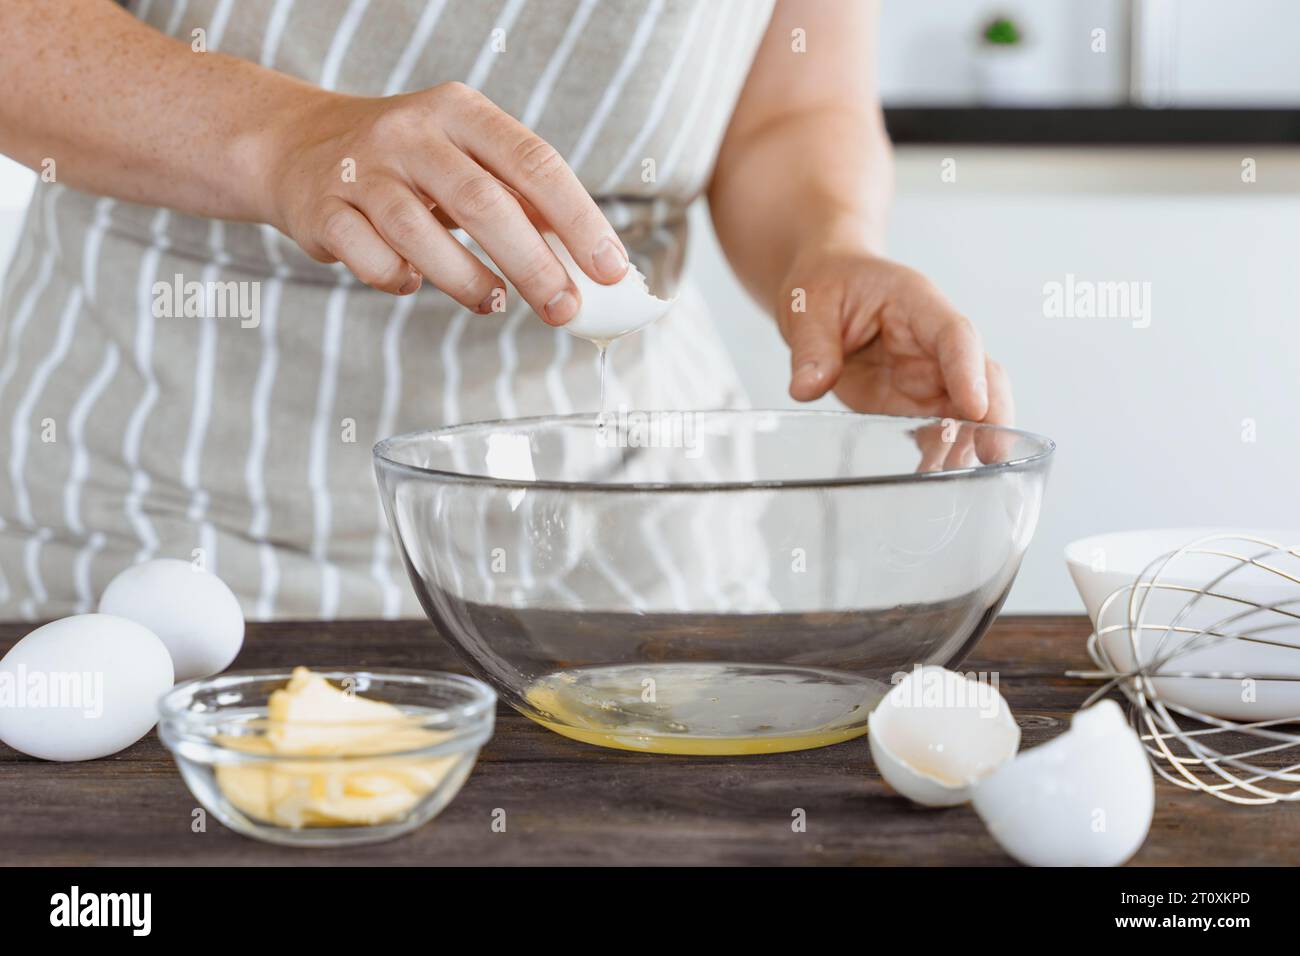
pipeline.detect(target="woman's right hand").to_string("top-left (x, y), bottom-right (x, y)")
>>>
top-left (261, 82), bottom-right (629, 323)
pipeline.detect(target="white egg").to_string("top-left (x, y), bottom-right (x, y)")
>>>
top-left (868, 665), bottom-right (1020, 807)
top-left (99, 559), bottom-right (244, 681)
top-left (0, 614), bottom-right (174, 761)
top-left (971, 699), bottom-right (1154, 867)
top-left (543, 232), bottom-right (677, 343)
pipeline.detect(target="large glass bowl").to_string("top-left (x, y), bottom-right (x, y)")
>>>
top-left (374, 410), bottom-right (1053, 755)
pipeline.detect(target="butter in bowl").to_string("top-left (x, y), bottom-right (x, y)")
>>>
top-left (158, 667), bottom-right (495, 847)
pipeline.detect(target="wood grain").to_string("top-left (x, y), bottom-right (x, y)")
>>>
top-left (0, 616), bottom-right (1292, 866)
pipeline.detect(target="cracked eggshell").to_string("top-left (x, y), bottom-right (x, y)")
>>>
top-left (543, 233), bottom-right (676, 343)
top-left (971, 699), bottom-right (1153, 867)
top-left (99, 559), bottom-right (244, 681)
top-left (868, 665), bottom-right (1021, 807)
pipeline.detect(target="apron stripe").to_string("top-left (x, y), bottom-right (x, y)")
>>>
top-left (64, 186), bottom-right (121, 609)
top-left (384, 0), bottom-right (449, 96)
top-left (660, 0), bottom-right (735, 183)
top-left (179, 220), bottom-right (226, 572)
top-left (0, 226), bottom-right (51, 602)
top-left (543, 327), bottom-right (573, 414)
top-left (123, 209), bottom-right (168, 563)
top-left (599, 0), bottom-right (709, 191)
top-left (65, 343), bottom-right (121, 537)
top-left (165, 1), bottom-right (191, 40)
top-left (320, 0), bottom-right (371, 91)
top-left (248, 225), bottom-right (285, 617)
top-left (10, 287), bottom-right (82, 577)
top-left (21, 527), bottom-right (53, 620)
top-left (82, 197), bottom-right (113, 307)
top-left (687, 1), bottom-right (768, 188)
top-left (0, 235), bottom-right (57, 420)
top-left (369, 290), bottom-right (415, 618)
top-left (520, 0), bottom-right (597, 128)
top-left (466, 0), bottom-right (529, 90)
top-left (494, 301), bottom-right (529, 418)
top-left (440, 310), bottom-right (469, 425)
top-left (208, 0), bottom-right (235, 51)
top-left (567, 0), bottom-right (665, 173)
top-left (309, 283), bottom-right (348, 618)
top-left (260, 0), bottom-right (295, 67)
top-left (72, 533), bottom-right (107, 614)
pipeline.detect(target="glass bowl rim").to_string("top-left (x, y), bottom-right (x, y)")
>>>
top-left (158, 668), bottom-right (497, 760)
top-left (372, 409), bottom-right (1055, 493)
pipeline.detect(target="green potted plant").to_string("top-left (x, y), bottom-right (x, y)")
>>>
top-left (982, 16), bottom-right (1022, 47)
top-left (973, 15), bottom-right (1037, 104)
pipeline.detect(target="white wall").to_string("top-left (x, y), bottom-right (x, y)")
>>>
top-left (0, 157), bottom-right (35, 297)
top-left (878, 0), bottom-right (1131, 105)
top-left (1167, 0), bottom-right (1300, 105)
top-left (691, 146), bottom-right (1300, 612)
top-left (878, 0), bottom-right (1300, 107)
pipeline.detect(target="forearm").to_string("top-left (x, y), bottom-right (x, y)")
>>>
top-left (0, 0), bottom-right (324, 223)
top-left (708, 105), bottom-right (894, 309)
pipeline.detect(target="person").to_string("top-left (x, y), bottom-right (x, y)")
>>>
top-left (0, 0), bottom-right (1011, 620)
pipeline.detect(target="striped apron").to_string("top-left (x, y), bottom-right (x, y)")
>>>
top-left (0, 0), bottom-right (775, 620)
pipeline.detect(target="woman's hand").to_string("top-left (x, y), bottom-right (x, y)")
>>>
top-left (0, 3), bottom-right (625, 319)
top-left (263, 82), bottom-right (629, 321)
top-left (777, 239), bottom-right (1014, 426)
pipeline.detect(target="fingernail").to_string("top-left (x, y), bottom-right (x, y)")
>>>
top-left (399, 274), bottom-right (421, 295)
top-left (592, 236), bottom-right (628, 282)
top-left (794, 360), bottom-right (822, 387)
top-left (477, 289), bottom-right (502, 314)
top-left (544, 288), bottom-right (579, 325)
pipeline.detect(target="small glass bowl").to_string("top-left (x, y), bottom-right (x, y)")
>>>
top-left (158, 669), bottom-right (496, 847)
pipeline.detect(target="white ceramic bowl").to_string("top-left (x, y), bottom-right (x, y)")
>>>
top-left (1065, 528), bottom-right (1300, 721)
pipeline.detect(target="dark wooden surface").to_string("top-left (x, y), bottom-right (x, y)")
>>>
top-left (0, 615), bottom-right (1292, 866)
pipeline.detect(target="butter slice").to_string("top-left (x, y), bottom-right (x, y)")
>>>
top-left (216, 668), bottom-right (457, 829)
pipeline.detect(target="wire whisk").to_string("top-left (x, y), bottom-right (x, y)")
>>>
top-left (1068, 532), bottom-right (1300, 805)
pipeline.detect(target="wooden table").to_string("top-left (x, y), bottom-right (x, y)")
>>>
top-left (0, 616), bottom-right (1291, 866)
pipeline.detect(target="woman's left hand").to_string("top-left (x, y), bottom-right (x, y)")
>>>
top-left (776, 240), bottom-right (1014, 428)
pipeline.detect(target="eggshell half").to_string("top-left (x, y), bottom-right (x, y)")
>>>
top-left (971, 699), bottom-right (1154, 867)
top-left (868, 665), bottom-right (1020, 807)
top-left (0, 614), bottom-right (174, 761)
top-left (543, 233), bottom-right (676, 343)
top-left (99, 559), bottom-right (244, 681)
